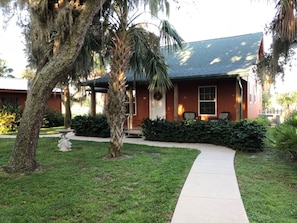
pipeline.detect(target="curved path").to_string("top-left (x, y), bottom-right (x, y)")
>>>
top-left (1, 133), bottom-right (249, 222)
top-left (66, 133), bottom-right (249, 223)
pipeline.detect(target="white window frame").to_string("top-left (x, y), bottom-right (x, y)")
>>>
top-left (125, 89), bottom-right (137, 115)
top-left (198, 85), bottom-right (217, 116)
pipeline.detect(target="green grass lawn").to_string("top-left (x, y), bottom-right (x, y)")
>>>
top-left (1, 132), bottom-right (296, 223)
top-left (235, 148), bottom-right (297, 223)
top-left (39, 126), bottom-right (65, 135)
top-left (0, 138), bottom-right (199, 223)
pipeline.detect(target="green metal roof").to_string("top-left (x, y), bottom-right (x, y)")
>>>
top-left (85, 32), bottom-right (262, 86)
top-left (165, 32), bottom-right (262, 80)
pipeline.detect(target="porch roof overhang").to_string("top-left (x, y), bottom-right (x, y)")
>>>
top-left (82, 69), bottom-right (249, 88)
top-left (85, 87), bottom-right (108, 93)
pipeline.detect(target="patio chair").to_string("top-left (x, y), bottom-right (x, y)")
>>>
top-left (210, 111), bottom-right (230, 121)
top-left (218, 112), bottom-right (230, 121)
top-left (183, 111), bottom-right (197, 120)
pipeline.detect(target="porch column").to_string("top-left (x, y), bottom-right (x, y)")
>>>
top-left (236, 77), bottom-right (243, 121)
top-left (128, 87), bottom-right (133, 130)
top-left (174, 83), bottom-right (179, 121)
top-left (90, 86), bottom-right (96, 117)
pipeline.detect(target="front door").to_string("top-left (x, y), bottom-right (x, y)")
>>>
top-left (149, 91), bottom-right (166, 120)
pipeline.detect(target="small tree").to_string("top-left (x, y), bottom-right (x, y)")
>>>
top-left (262, 92), bottom-right (273, 110)
top-left (21, 68), bottom-right (35, 80)
top-left (276, 91), bottom-right (297, 117)
top-left (266, 0), bottom-right (297, 75)
top-left (0, 58), bottom-right (14, 78)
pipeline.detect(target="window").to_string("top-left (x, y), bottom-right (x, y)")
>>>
top-left (249, 82), bottom-right (257, 104)
top-left (198, 86), bottom-right (217, 116)
top-left (125, 89), bottom-right (136, 115)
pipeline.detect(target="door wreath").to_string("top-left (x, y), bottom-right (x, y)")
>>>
top-left (153, 91), bottom-right (163, 100)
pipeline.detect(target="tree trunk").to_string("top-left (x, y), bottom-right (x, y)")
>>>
top-left (90, 86), bottom-right (96, 116)
top-left (106, 32), bottom-right (131, 157)
top-left (63, 84), bottom-right (72, 129)
top-left (5, 0), bottom-right (106, 173)
top-left (7, 77), bottom-right (56, 172)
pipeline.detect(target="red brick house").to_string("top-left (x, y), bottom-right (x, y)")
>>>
top-left (0, 78), bottom-right (62, 112)
top-left (85, 32), bottom-right (263, 127)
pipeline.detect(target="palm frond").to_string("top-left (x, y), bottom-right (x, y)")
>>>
top-left (160, 20), bottom-right (184, 51)
top-left (272, 0), bottom-right (297, 42)
top-left (144, 49), bottom-right (172, 92)
top-left (129, 27), bottom-right (148, 76)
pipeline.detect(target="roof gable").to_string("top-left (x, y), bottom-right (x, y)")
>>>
top-left (164, 32), bottom-right (262, 79)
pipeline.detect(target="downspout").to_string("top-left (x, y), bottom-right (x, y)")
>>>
top-left (237, 76), bottom-right (243, 120)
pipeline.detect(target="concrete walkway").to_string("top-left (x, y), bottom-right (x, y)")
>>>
top-left (1, 133), bottom-right (249, 222)
top-left (65, 133), bottom-right (249, 223)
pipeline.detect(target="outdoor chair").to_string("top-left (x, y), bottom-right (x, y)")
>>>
top-left (183, 111), bottom-right (197, 120)
top-left (210, 111), bottom-right (230, 121)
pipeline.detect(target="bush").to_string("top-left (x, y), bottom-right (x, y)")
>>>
top-left (0, 104), bottom-right (22, 133)
top-left (43, 109), bottom-right (64, 127)
top-left (71, 114), bottom-right (110, 138)
top-left (283, 110), bottom-right (297, 128)
top-left (271, 125), bottom-right (297, 158)
top-left (0, 112), bottom-right (16, 134)
top-left (142, 118), bottom-right (266, 152)
top-left (228, 120), bottom-right (266, 151)
top-left (253, 116), bottom-right (271, 127)
top-left (269, 111), bottom-right (297, 159)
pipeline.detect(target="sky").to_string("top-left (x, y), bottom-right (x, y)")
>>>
top-left (169, 0), bottom-right (275, 43)
top-left (0, 0), bottom-right (294, 92)
top-left (0, 13), bottom-right (26, 77)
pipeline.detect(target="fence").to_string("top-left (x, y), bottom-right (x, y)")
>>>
top-left (259, 108), bottom-right (284, 125)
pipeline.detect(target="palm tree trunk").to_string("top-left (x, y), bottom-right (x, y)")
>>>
top-left (106, 32), bottom-right (131, 157)
top-left (5, 0), bottom-right (106, 173)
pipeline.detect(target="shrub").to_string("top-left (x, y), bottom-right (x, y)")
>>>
top-left (228, 120), bottom-right (266, 152)
top-left (43, 109), bottom-right (64, 127)
top-left (0, 104), bottom-right (22, 133)
top-left (142, 118), bottom-right (179, 141)
top-left (71, 114), bottom-right (110, 137)
top-left (252, 116), bottom-right (271, 127)
top-left (0, 112), bottom-right (16, 134)
top-left (283, 110), bottom-right (297, 128)
top-left (271, 125), bottom-right (297, 158)
top-left (142, 118), bottom-right (266, 152)
top-left (269, 111), bottom-right (297, 159)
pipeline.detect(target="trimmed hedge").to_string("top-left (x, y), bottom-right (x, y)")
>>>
top-left (142, 118), bottom-right (267, 152)
top-left (71, 114), bottom-right (110, 138)
top-left (43, 109), bottom-right (64, 127)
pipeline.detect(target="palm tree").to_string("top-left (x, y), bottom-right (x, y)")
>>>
top-left (256, 0), bottom-right (297, 93)
top-left (269, 0), bottom-right (297, 71)
top-left (272, 0), bottom-right (297, 43)
top-left (0, 58), bottom-right (14, 77)
top-left (99, 0), bottom-right (183, 157)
